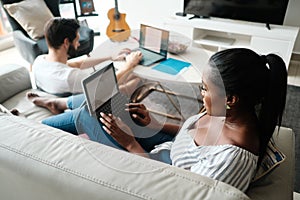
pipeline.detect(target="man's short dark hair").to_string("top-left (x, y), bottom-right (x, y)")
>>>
top-left (44, 18), bottom-right (80, 49)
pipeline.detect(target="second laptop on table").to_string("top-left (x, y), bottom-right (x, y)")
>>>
top-left (136, 24), bottom-right (169, 66)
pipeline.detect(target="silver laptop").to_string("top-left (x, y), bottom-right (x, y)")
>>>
top-left (81, 62), bottom-right (129, 120)
top-left (137, 24), bottom-right (169, 66)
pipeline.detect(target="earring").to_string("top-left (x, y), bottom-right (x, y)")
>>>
top-left (226, 104), bottom-right (231, 110)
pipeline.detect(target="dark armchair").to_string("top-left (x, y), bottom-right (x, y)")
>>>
top-left (0, 0), bottom-right (95, 64)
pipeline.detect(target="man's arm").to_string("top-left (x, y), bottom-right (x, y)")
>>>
top-left (116, 51), bottom-right (142, 81)
top-left (67, 56), bottom-right (112, 69)
top-left (67, 51), bottom-right (142, 75)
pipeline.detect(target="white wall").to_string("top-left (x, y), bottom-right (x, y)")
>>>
top-left (91, 0), bottom-right (300, 53)
top-left (284, 0), bottom-right (300, 53)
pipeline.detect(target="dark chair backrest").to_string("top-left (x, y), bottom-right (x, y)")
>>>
top-left (0, 0), bottom-right (60, 36)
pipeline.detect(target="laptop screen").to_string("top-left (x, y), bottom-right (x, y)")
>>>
top-left (139, 24), bottom-right (169, 56)
top-left (82, 63), bottom-right (118, 115)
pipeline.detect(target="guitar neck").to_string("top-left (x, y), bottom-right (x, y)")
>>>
top-left (114, 0), bottom-right (120, 15)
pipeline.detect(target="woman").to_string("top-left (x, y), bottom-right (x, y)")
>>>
top-left (100, 48), bottom-right (287, 192)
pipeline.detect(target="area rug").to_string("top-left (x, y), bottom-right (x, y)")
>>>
top-left (282, 84), bottom-right (300, 192)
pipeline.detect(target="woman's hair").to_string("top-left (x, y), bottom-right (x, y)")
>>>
top-left (208, 48), bottom-right (287, 161)
top-left (44, 18), bottom-right (80, 49)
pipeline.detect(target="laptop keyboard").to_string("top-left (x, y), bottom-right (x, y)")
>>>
top-left (97, 93), bottom-right (128, 118)
top-left (138, 48), bottom-right (164, 66)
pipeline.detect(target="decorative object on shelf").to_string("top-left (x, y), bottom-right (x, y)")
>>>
top-left (79, 0), bottom-right (95, 15)
top-left (168, 32), bottom-right (191, 54)
top-left (59, 0), bottom-right (99, 35)
top-left (60, 0), bottom-right (98, 18)
top-left (106, 0), bottom-right (130, 42)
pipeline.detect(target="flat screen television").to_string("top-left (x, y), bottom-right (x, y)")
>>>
top-left (184, 0), bottom-right (289, 25)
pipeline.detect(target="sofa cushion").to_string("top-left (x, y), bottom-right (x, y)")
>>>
top-left (2, 89), bottom-right (55, 122)
top-left (0, 64), bottom-right (58, 121)
top-left (3, 0), bottom-right (53, 40)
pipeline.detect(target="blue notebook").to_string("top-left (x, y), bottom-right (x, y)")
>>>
top-left (152, 58), bottom-right (191, 75)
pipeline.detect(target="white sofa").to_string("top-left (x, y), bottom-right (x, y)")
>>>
top-left (0, 64), bottom-right (295, 199)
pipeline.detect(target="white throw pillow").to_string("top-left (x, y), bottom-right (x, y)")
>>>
top-left (4, 0), bottom-right (54, 40)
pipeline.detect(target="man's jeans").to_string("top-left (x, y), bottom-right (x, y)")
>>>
top-left (42, 94), bottom-right (174, 153)
top-left (42, 94), bottom-right (85, 135)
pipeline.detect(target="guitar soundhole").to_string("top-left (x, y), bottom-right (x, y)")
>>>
top-left (113, 29), bottom-right (125, 32)
top-left (114, 14), bottom-right (120, 20)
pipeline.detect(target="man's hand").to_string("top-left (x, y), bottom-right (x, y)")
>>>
top-left (111, 48), bottom-right (132, 61)
top-left (125, 51), bottom-right (143, 68)
top-left (115, 51), bottom-right (143, 81)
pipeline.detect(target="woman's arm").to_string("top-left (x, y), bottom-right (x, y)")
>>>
top-left (160, 123), bottom-right (181, 137)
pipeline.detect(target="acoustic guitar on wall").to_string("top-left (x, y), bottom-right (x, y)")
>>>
top-left (106, 0), bottom-right (131, 42)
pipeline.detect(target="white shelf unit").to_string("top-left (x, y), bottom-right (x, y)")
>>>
top-left (163, 16), bottom-right (299, 69)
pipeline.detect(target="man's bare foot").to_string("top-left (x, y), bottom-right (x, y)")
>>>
top-left (26, 92), bottom-right (67, 114)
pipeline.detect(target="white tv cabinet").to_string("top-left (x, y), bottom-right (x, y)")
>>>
top-left (163, 15), bottom-right (299, 69)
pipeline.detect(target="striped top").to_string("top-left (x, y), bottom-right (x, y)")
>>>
top-left (153, 113), bottom-right (258, 192)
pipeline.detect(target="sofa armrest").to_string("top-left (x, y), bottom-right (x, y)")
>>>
top-left (0, 64), bottom-right (31, 103)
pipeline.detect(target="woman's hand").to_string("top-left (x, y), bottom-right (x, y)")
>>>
top-left (126, 103), bottom-right (162, 129)
top-left (99, 112), bottom-right (140, 151)
top-left (126, 103), bottom-right (150, 126)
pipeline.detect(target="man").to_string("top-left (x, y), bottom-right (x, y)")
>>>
top-left (32, 17), bottom-right (142, 96)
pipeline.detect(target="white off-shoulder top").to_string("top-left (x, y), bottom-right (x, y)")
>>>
top-left (151, 112), bottom-right (258, 192)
